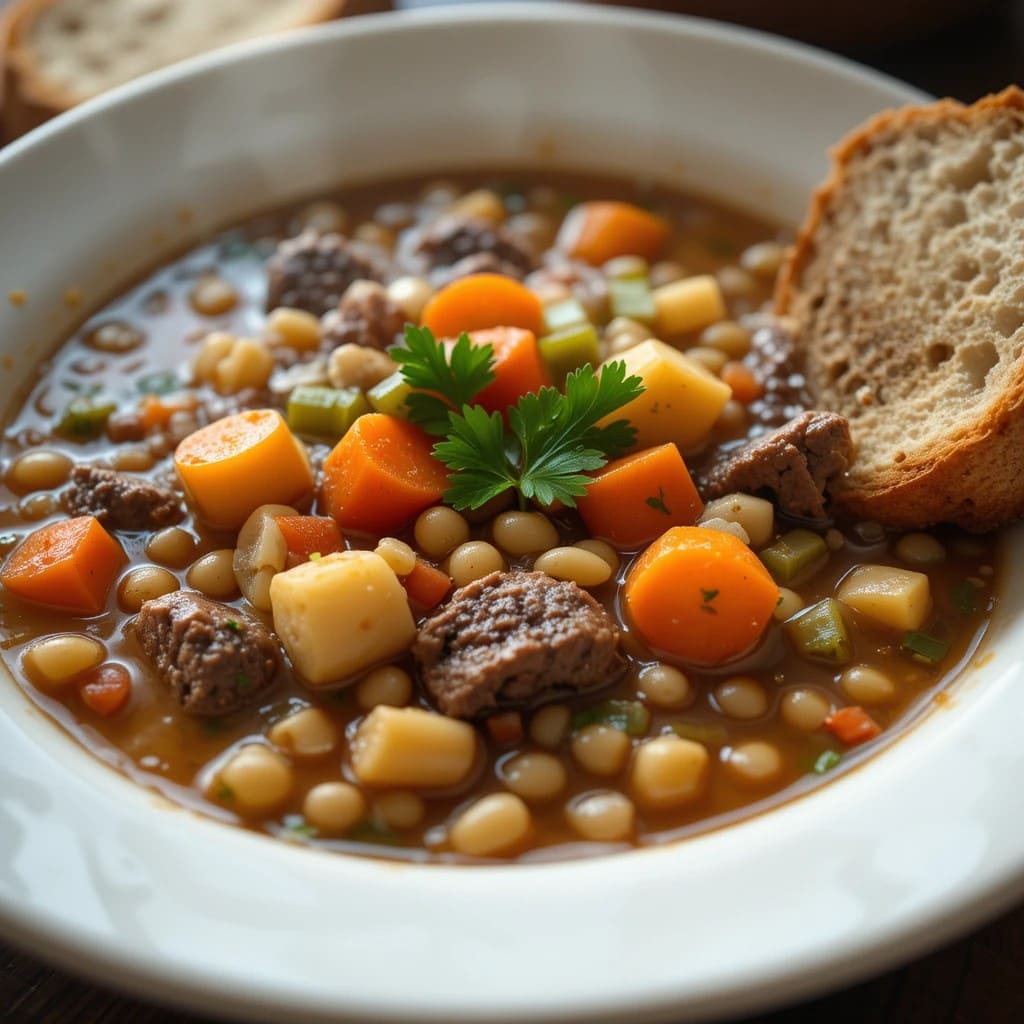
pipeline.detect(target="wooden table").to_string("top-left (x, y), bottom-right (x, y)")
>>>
top-left (3, 2), bottom-right (1024, 1022)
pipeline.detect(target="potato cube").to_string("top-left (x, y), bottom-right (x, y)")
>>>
top-left (653, 274), bottom-right (727, 336)
top-left (350, 706), bottom-right (477, 788)
top-left (599, 339), bottom-right (731, 451)
top-left (269, 550), bottom-right (415, 684)
top-left (837, 564), bottom-right (931, 632)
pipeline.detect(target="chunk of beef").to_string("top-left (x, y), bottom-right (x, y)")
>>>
top-left (745, 321), bottom-right (812, 428)
top-left (699, 411), bottom-right (853, 521)
top-left (320, 280), bottom-right (406, 351)
top-left (62, 465), bottom-right (182, 531)
top-left (413, 571), bottom-right (622, 719)
top-left (135, 591), bottom-right (280, 717)
top-left (265, 230), bottom-right (388, 317)
top-left (415, 215), bottom-right (536, 283)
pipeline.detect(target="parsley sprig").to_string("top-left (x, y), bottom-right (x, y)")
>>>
top-left (392, 325), bottom-right (643, 510)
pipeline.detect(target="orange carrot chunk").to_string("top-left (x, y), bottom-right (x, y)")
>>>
top-left (79, 663), bottom-right (132, 717)
top-left (173, 409), bottom-right (313, 530)
top-left (274, 515), bottom-right (345, 569)
top-left (623, 526), bottom-right (778, 665)
top-left (464, 327), bottom-right (550, 413)
top-left (825, 706), bottom-right (882, 746)
top-left (720, 361), bottom-right (764, 405)
top-left (557, 201), bottom-right (671, 266)
top-left (401, 557), bottom-right (453, 610)
top-left (321, 413), bottom-right (450, 534)
top-left (0, 515), bottom-right (125, 616)
top-left (577, 443), bottom-right (704, 549)
top-left (421, 274), bottom-right (543, 339)
top-left (485, 710), bottom-right (524, 746)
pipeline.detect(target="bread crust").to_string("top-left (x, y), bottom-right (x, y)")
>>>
top-left (775, 86), bottom-right (1024, 532)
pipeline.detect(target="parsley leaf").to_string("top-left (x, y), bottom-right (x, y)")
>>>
top-left (433, 404), bottom-right (519, 510)
top-left (645, 487), bottom-right (671, 516)
top-left (391, 324), bottom-right (496, 435)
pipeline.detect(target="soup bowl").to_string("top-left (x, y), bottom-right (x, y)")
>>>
top-left (1, 5), bottom-right (1022, 1022)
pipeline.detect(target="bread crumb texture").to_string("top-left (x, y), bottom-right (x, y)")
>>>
top-left (777, 87), bottom-right (1024, 531)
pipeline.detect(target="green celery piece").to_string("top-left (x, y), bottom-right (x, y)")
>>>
top-left (55, 397), bottom-right (117, 440)
top-left (538, 324), bottom-right (601, 384)
top-left (784, 597), bottom-right (851, 665)
top-left (287, 386), bottom-right (368, 439)
top-left (542, 296), bottom-right (589, 334)
top-left (572, 699), bottom-right (650, 736)
top-left (669, 720), bottom-right (729, 746)
top-left (136, 370), bottom-right (179, 396)
top-left (951, 580), bottom-right (980, 616)
top-left (901, 631), bottom-right (950, 664)
top-left (367, 372), bottom-right (413, 418)
top-left (609, 276), bottom-right (656, 324)
top-left (760, 529), bottom-right (828, 585)
top-left (811, 749), bottom-right (842, 775)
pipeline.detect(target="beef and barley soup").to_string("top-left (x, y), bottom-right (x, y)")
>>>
top-left (0, 172), bottom-right (997, 862)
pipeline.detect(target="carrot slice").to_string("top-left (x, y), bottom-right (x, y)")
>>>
top-left (274, 515), bottom-right (345, 569)
top-left (720, 361), bottom-right (764, 404)
top-left (557, 201), bottom-right (671, 266)
top-left (576, 443), bottom-right (704, 549)
top-left (0, 515), bottom-right (125, 615)
top-left (825, 706), bottom-right (882, 746)
top-left (401, 558), bottom-right (452, 610)
top-left (623, 526), bottom-right (778, 665)
top-left (140, 393), bottom-right (196, 431)
top-left (173, 409), bottom-right (313, 530)
top-left (464, 327), bottom-right (550, 413)
top-left (421, 274), bottom-right (543, 339)
top-left (485, 710), bottom-right (524, 746)
top-left (79, 663), bottom-right (132, 716)
top-left (321, 413), bottom-right (450, 534)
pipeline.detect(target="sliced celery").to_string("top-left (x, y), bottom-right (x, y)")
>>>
top-left (287, 385), bottom-right (368, 438)
top-left (811, 749), bottom-right (842, 774)
top-left (760, 529), bottom-right (827, 585)
top-left (784, 597), bottom-right (851, 664)
top-left (366, 372), bottom-right (412, 418)
top-left (55, 397), bottom-right (117, 440)
top-left (901, 631), bottom-right (949, 664)
top-left (542, 296), bottom-right (589, 334)
top-left (538, 324), bottom-right (601, 384)
top-left (609, 276), bottom-right (656, 324)
top-left (571, 699), bottom-right (650, 736)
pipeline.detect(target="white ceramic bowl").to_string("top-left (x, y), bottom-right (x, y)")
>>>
top-left (2, 6), bottom-right (1022, 1023)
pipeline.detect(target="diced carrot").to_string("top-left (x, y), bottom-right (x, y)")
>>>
top-left (464, 327), bottom-right (550, 413)
top-left (557, 201), bottom-right (671, 266)
top-left (623, 526), bottom-right (778, 665)
top-left (421, 274), bottom-right (543, 339)
top-left (0, 516), bottom-right (125, 615)
top-left (577, 443), bottom-right (704, 549)
top-left (140, 393), bottom-right (197, 431)
top-left (720, 361), bottom-right (764, 404)
top-left (825, 706), bottom-right (882, 746)
top-left (79, 663), bottom-right (132, 717)
top-left (274, 515), bottom-right (345, 569)
top-left (173, 409), bottom-right (314, 530)
top-left (401, 557), bottom-right (452, 610)
top-left (486, 710), bottom-right (524, 746)
top-left (321, 413), bottom-right (450, 534)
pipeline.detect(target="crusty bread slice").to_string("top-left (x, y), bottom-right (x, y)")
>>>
top-left (776, 86), bottom-right (1024, 532)
top-left (1, 0), bottom-right (348, 138)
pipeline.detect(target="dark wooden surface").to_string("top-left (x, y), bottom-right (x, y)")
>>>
top-left (4, 2), bottom-right (1024, 1022)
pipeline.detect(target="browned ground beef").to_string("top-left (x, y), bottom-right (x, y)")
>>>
top-left (413, 571), bottom-right (622, 718)
top-left (135, 591), bottom-right (281, 717)
top-left (414, 215), bottom-right (536, 283)
top-left (265, 230), bottom-right (388, 317)
top-left (320, 282), bottom-right (406, 351)
top-left (62, 465), bottom-right (182, 531)
top-left (699, 410), bottom-right (854, 521)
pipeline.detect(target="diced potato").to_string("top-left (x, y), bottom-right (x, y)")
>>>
top-left (700, 493), bottom-right (775, 548)
top-left (599, 339), bottom-right (730, 451)
top-left (350, 706), bottom-right (477, 788)
top-left (836, 564), bottom-right (931, 632)
top-left (269, 551), bottom-right (415, 685)
top-left (653, 274), bottom-right (727, 336)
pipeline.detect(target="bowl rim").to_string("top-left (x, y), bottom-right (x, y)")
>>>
top-left (3, 6), bottom-right (1020, 1024)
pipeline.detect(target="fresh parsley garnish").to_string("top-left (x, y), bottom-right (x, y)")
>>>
top-left (645, 487), bottom-right (671, 516)
top-left (394, 325), bottom-right (643, 510)
top-left (225, 619), bottom-right (240, 632)
top-left (390, 324), bottom-right (496, 436)
top-left (700, 587), bottom-right (719, 614)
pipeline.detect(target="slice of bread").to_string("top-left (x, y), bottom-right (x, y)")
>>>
top-left (1, 0), bottom-right (349, 138)
top-left (776, 86), bottom-right (1024, 532)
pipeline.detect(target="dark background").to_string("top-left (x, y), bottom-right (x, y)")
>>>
top-left (2, 1), bottom-right (1024, 1022)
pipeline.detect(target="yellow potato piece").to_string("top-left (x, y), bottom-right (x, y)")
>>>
top-left (653, 274), bottom-right (727, 336)
top-left (836, 564), bottom-right (931, 632)
top-left (599, 339), bottom-right (731, 451)
top-left (269, 550), bottom-right (415, 685)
